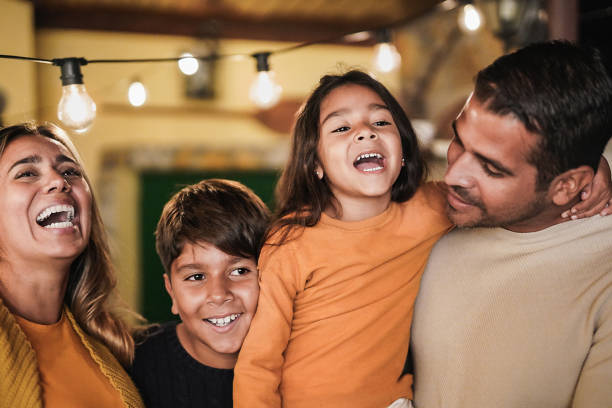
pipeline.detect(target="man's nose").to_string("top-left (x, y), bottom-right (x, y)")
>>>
top-left (444, 152), bottom-right (475, 190)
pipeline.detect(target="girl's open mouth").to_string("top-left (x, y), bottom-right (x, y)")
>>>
top-left (353, 152), bottom-right (385, 172)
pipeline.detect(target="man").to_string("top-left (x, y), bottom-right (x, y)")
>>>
top-left (411, 41), bottom-right (612, 407)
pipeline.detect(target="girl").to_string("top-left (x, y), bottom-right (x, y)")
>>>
top-left (234, 70), bottom-right (450, 408)
top-left (0, 123), bottom-right (143, 407)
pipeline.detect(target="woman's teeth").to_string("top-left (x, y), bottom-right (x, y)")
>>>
top-left (206, 313), bottom-right (240, 327)
top-left (36, 204), bottom-right (75, 228)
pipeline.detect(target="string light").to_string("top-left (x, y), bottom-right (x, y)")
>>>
top-left (53, 58), bottom-right (97, 133)
top-left (373, 29), bottom-right (401, 73)
top-left (458, 2), bottom-right (484, 33)
top-left (178, 53), bottom-right (199, 75)
top-left (128, 80), bottom-right (147, 107)
top-left (249, 52), bottom-right (282, 109)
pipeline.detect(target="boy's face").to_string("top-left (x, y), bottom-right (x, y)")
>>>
top-left (164, 240), bottom-right (259, 368)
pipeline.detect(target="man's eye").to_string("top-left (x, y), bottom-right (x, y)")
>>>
top-left (332, 126), bottom-right (350, 133)
top-left (186, 274), bottom-right (204, 281)
top-left (483, 163), bottom-right (504, 177)
top-left (229, 267), bottom-right (251, 276)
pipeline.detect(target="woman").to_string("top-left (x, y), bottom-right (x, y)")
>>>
top-left (0, 122), bottom-right (143, 407)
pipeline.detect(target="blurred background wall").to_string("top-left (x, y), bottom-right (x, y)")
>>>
top-left (1, 0), bottom-right (610, 323)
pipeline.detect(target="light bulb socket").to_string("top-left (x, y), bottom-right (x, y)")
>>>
top-left (53, 58), bottom-right (88, 86)
top-left (253, 52), bottom-right (271, 72)
top-left (375, 28), bottom-right (392, 44)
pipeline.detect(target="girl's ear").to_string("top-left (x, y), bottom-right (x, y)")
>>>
top-left (315, 163), bottom-right (324, 180)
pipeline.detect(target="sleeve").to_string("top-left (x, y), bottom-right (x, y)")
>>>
top-left (233, 242), bottom-right (302, 408)
top-left (572, 295), bottom-right (612, 407)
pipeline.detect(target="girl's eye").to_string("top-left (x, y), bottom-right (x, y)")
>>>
top-left (229, 267), bottom-right (251, 276)
top-left (331, 126), bottom-right (350, 133)
top-left (374, 120), bottom-right (391, 126)
top-left (186, 274), bottom-right (204, 281)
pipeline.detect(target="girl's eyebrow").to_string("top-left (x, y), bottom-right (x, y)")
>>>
top-left (320, 103), bottom-right (389, 126)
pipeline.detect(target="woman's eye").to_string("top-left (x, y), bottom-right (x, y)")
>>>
top-left (186, 274), bottom-right (204, 281)
top-left (15, 170), bottom-right (36, 179)
top-left (332, 126), bottom-right (350, 133)
top-left (229, 267), bottom-right (251, 276)
top-left (62, 167), bottom-right (82, 178)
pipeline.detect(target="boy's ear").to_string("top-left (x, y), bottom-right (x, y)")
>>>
top-left (549, 165), bottom-right (595, 206)
top-left (163, 273), bottom-right (179, 315)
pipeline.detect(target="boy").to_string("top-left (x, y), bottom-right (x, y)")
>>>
top-left (131, 179), bottom-right (270, 408)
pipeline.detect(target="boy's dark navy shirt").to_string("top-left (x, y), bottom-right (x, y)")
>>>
top-left (130, 321), bottom-right (233, 408)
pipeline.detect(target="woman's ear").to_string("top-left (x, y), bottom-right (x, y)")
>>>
top-left (549, 165), bottom-right (595, 206)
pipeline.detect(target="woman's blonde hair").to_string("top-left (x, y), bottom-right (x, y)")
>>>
top-left (0, 122), bottom-right (134, 366)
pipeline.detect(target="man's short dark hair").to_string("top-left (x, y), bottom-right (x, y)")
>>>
top-left (155, 179), bottom-right (270, 274)
top-left (474, 40), bottom-right (612, 189)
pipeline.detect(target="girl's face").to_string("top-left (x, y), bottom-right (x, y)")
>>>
top-left (317, 84), bottom-right (403, 220)
top-left (0, 135), bottom-right (92, 267)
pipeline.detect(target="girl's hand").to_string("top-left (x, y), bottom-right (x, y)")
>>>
top-left (562, 156), bottom-right (612, 220)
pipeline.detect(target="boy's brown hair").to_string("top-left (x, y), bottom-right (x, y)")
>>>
top-left (155, 179), bottom-right (270, 274)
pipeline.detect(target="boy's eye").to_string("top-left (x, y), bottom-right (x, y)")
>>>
top-left (229, 267), bottom-right (251, 276)
top-left (331, 126), bottom-right (350, 133)
top-left (185, 273), bottom-right (204, 281)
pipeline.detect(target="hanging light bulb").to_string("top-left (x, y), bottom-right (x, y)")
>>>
top-left (249, 52), bottom-right (282, 109)
top-left (373, 29), bottom-right (401, 73)
top-left (458, 2), bottom-right (484, 33)
top-left (128, 80), bottom-right (147, 107)
top-left (178, 53), bottom-right (199, 76)
top-left (54, 58), bottom-right (96, 133)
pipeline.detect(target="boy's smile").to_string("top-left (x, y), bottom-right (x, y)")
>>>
top-left (164, 240), bottom-right (259, 369)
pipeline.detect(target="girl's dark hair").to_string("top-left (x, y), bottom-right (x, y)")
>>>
top-left (271, 70), bottom-right (425, 244)
top-left (155, 179), bottom-right (271, 274)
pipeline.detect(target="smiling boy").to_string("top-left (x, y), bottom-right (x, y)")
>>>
top-left (130, 179), bottom-right (270, 408)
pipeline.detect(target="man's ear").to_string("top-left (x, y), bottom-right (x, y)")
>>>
top-left (549, 165), bottom-right (595, 206)
top-left (163, 273), bottom-right (179, 315)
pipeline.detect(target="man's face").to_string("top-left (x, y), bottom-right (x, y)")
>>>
top-left (444, 95), bottom-right (550, 231)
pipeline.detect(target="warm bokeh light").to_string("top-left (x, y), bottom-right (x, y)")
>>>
top-left (458, 4), bottom-right (483, 33)
top-left (373, 42), bottom-right (402, 73)
top-left (128, 81), bottom-right (147, 107)
top-left (57, 84), bottom-right (97, 133)
top-left (249, 71), bottom-right (282, 109)
top-left (178, 53), bottom-right (199, 75)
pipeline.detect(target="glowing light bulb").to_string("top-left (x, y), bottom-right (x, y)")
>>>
top-left (458, 4), bottom-right (483, 33)
top-left (178, 53), bottom-right (199, 75)
top-left (374, 42), bottom-right (402, 73)
top-left (249, 71), bottom-right (282, 109)
top-left (53, 58), bottom-right (96, 133)
top-left (128, 81), bottom-right (147, 107)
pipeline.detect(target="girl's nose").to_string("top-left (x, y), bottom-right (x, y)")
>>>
top-left (355, 132), bottom-right (377, 142)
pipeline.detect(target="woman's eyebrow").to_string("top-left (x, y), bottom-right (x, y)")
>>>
top-left (9, 155), bottom-right (41, 172)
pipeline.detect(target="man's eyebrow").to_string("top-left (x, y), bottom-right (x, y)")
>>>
top-left (9, 155), bottom-right (40, 172)
top-left (451, 120), bottom-right (515, 176)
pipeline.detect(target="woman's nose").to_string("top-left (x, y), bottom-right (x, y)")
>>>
top-left (45, 172), bottom-right (70, 193)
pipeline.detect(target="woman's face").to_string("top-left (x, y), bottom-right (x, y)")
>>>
top-left (0, 135), bottom-right (92, 267)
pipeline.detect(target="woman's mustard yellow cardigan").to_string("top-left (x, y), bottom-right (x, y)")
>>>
top-left (0, 299), bottom-right (144, 408)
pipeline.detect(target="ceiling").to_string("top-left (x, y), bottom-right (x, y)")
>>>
top-left (31, 0), bottom-right (443, 42)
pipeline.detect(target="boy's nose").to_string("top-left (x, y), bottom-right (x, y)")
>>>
top-left (207, 278), bottom-right (234, 305)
